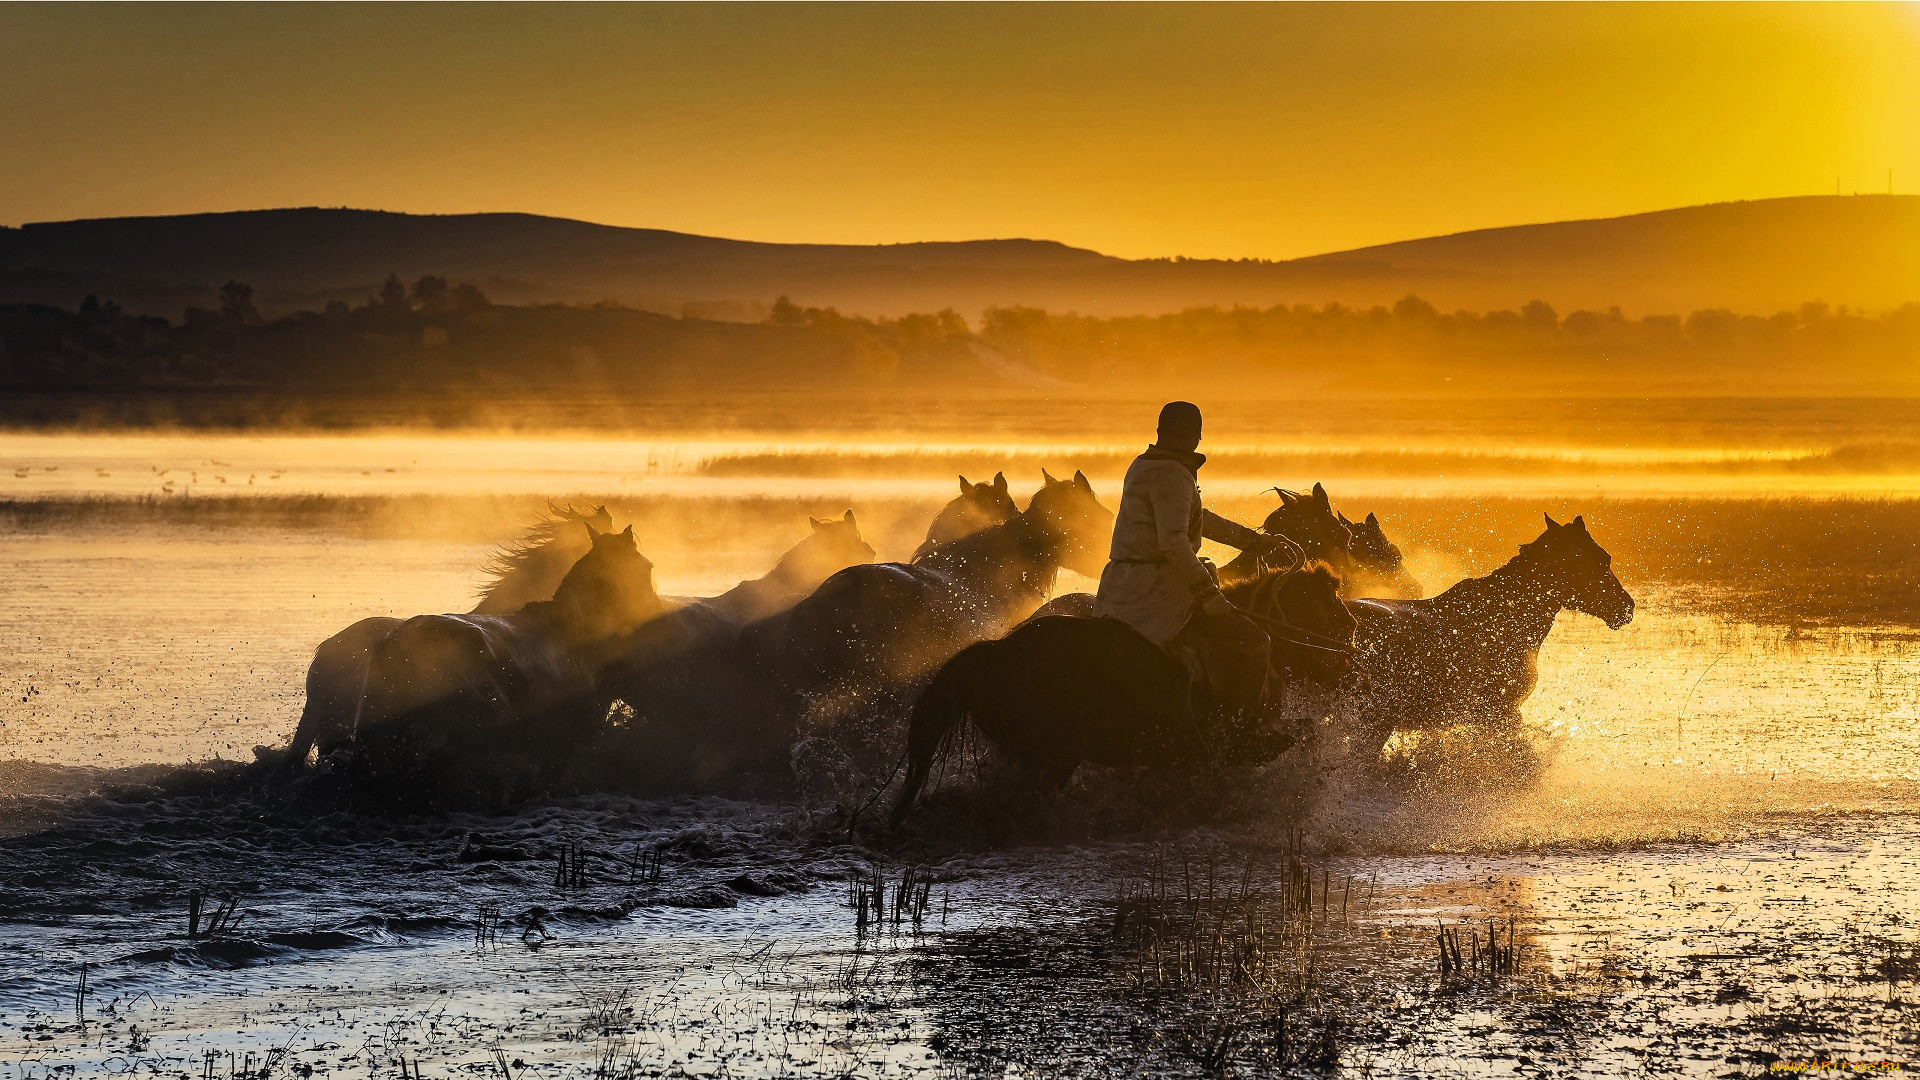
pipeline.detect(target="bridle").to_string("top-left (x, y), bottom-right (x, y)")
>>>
top-left (1232, 545), bottom-right (1362, 660)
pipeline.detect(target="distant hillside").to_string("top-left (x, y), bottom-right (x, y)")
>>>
top-left (1303, 196), bottom-right (1920, 316)
top-left (2, 196), bottom-right (1918, 318)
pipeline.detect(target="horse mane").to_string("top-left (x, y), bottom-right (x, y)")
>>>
top-left (1294, 560), bottom-right (1344, 592)
top-left (474, 503), bottom-right (608, 607)
top-left (1224, 559), bottom-right (1343, 611)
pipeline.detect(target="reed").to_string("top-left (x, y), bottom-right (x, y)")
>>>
top-left (849, 864), bottom-right (937, 939)
top-left (186, 889), bottom-right (245, 939)
top-left (554, 841), bottom-right (589, 888)
top-left (1436, 918), bottom-right (1519, 980)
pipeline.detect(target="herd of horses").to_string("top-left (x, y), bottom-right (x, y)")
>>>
top-left (273, 471), bottom-right (1635, 822)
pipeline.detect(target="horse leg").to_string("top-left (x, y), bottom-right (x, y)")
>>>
top-left (281, 618), bottom-right (395, 774)
top-left (888, 652), bottom-right (975, 830)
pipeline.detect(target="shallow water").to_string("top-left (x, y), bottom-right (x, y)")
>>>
top-left (2, 421), bottom-right (1918, 1074)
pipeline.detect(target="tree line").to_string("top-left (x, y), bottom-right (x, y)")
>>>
top-left (3, 278), bottom-right (1917, 395)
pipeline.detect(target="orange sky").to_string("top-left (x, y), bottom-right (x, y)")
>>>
top-left (2, 3), bottom-right (1917, 259)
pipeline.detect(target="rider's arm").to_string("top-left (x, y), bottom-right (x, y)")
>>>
top-left (1148, 470), bottom-right (1220, 599)
top-left (1200, 509), bottom-right (1265, 551)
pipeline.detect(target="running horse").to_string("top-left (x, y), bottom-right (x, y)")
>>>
top-left (913, 473), bottom-right (1017, 559)
top-left (1343, 514), bottom-right (1633, 769)
top-left (277, 504), bottom-right (612, 771)
top-left (344, 524), bottom-right (662, 809)
top-left (748, 470), bottom-right (1114, 701)
top-left (1219, 484), bottom-right (1353, 589)
top-left (888, 561), bottom-right (1357, 827)
top-left (1337, 510), bottom-right (1424, 599)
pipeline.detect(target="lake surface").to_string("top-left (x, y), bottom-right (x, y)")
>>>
top-left (2, 407), bottom-right (1916, 1075)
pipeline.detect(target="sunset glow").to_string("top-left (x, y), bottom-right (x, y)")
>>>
top-left (2, 3), bottom-right (1917, 257)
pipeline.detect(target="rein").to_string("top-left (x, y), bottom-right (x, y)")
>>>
top-left (1237, 607), bottom-right (1359, 656)
top-left (1228, 551), bottom-right (1359, 657)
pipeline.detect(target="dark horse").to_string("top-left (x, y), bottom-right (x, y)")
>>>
top-left (1221, 485), bottom-right (1425, 600)
top-left (344, 524), bottom-right (663, 808)
top-left (913, 473), bottom-right (1017, 560)
top-left (573, 512), bottom-right (879, 793)
top-left (278, 504), bottom-right (612, 771)
top-left (888, 563), bottom-right (1357, 828)
top-left (1343, 514), bottom-right (1633, 769)
top-left (749, 470), bottom-right (1113, 701)
top-left (697, 510), bottom-right (878, 623)
top-left (1219, 484), bottom-right (1353, 588)
top-left (1337, 510), bottom-right (1424, 599)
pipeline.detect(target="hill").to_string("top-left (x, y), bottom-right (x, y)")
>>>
top-left (2, 196), bottom-right (1918, 319)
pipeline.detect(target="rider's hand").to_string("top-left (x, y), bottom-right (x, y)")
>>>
top-left (1202, 591), bottom-right (1234, 620)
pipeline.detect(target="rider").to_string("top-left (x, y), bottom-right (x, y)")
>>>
top-left (1094, 401), bottom-right (1283, 711)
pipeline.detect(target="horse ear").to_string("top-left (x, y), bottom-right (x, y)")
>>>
top-left (1278, 489), bottom-right (1297, 507)
top-left (1042, 468), bottom-right (1057, 485)
top-left (993, 472), bottom-right (1008, 493)
top-left (1312, 482), bottom-right (1330, 509)
top-left (1544, 514), bottom-right (1561, 529)
top-left (809, 516), bottom-right (824, 531)
top-left (1366, 512), bottom-right (1378, 526)
top-left (843, 508), bottom-right (856, 525)
top-left (1072, 469), bottom-right (1093, 494)
top-left (958, 476), bottom-right (972, 494)
top-left (1572, 514), bottom-right (1588, 531)
top-left (1336, 510), bottom-right (1352, 525)
top-left (584, 522), bottom-right (602, 541)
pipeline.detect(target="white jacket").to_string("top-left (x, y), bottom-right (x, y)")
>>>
top-left (1092, 448), bottom-right (1263, 645)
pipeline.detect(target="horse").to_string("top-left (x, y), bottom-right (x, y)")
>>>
top-left (343, 524), bottom-right (663, 809)
top-left (473, 504), bottom-right (615, 614)
top-left (278, 504), bottom-right (612, 771)
top-left (913, 473), bottom-right (1017, 560)
top-left (1219, 484), bottom-right (1353, 588)
top-left (571, 512), bottom-right (879, 794)
top-left (700, 509), bottom-right (877, 623)
top-left (888, 562), bottom-right (1356, 828)
top-left (1337, 510), bottom-right (1424, 599)
top-left (748, 470), bottom-right (1114, 700)
top-left (1342, 514), bottom-right (1633, 770)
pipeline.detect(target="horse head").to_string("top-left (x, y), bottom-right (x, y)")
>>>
top-left (1339, 511), bottom-right (1403, 572)
top-left (1523, 515), bottom-right (1635, 630)
top-left (962, 472), bottom-right (1016, 520)
top-left (787, 509), bottom-right (878, 586)
top-left (472, 502), bottom-right (619, 614)
top-left (553, 523), bottom-right (662, 636)
top-left (1029, 469), bottom-right (1114, 577)
top-left (1262, 483), bottom-right (1354, 565)
top-left (1271, 562), bottom-right (1359, 686)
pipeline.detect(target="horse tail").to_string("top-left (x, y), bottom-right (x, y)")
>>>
top-left (889, 648), bottom-right (978, 830)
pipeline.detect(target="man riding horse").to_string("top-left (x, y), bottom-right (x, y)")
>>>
top-left (1094, 401), bottom-right (1288, 712)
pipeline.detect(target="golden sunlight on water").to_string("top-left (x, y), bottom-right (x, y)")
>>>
top-left (3, 424), bottom-right (1917, 853)
top-left (7, 431), bottom-right (1920, 502)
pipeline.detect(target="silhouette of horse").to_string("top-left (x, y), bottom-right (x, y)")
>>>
top-left (913, 473), bottom-right (1017, 560)
top-left (701, 510), bottom-right (877, 623)
top-left (750, 470), bottom-right (1113, 703)
top-left (1337, 510), bottom-right (1424, 599)
top-left (574, 512), bottom-right (880, 794)
top-left (1220, 484), bottom-right (1353, 588)
top-left (344, 524), bottom-right (663, 809)
top-left (474, 504), bottom-right (615, 613)
top-left (279, 504), bottom-right (612, 771)
top-left (1343, 514), bottom-right (1633, 769)
top-left (889, 563), bottom-right (1355, 828)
